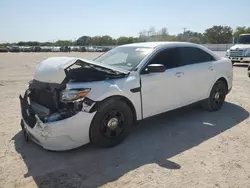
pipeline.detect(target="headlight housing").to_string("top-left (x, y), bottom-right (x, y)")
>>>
top-left (245, 48), bottom-right (250, 56)
top-left (61, 89), bottom-right (91, 102)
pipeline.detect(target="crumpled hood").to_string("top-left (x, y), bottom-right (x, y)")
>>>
top-left (230, 44), bottom-right (250, 50)
top-left (33, 57), bottom-right (129, 84)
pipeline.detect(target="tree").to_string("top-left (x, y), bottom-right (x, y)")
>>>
top-left (54, 40), bottom-right (73, 46)
top-left (76, 36), bottom-right (91, 46)
top-left (233, 26), bottom-right (250, 43)
top-left (148, 26), bottom-right (156, 36)
top-left (100, 35), bottom-right (113, 45)
top-left (176, 30), bottom-right (204, 43)
top-left (160, 27), bottom-right (168, 36)
top-left (138, 30), bottom-right (147, 42)
top-left (116, 36), bottom-right (131, 45)
top-left (204, 25), bottom-right (233, 44)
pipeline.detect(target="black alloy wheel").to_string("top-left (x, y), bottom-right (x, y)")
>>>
top-left (202, 80), bottom-right (227, 111)
top-left (90, 98), bottom-right (133, 147)
top-left (100, 110), bottom-right (125, 138)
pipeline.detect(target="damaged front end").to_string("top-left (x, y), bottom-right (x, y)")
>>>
top-left (19, 57), bottom-right (129, 150)
top-left (20, 80), bottom-right (93, 125)
top-left (20, 57), bottom-right (128, 125)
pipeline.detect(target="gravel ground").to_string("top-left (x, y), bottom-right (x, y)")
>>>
top-left (0, 52), bottom-right (250, 188)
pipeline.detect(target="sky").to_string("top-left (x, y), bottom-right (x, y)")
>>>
top-left (1, 0), bottom-right (250, 43)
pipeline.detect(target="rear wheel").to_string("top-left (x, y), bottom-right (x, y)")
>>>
top-left (201, 80), bottom-right (228, 111)
top-left (90, 98), bottom-right (133, 147)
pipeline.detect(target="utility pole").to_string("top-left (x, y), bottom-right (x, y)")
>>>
top-left (182, 28), bottom-right (187, 41)
top-left (182, 27), bottom-right (187, 33)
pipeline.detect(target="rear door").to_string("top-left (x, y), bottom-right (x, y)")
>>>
top-left (178, 46), bottom-right (217, 103)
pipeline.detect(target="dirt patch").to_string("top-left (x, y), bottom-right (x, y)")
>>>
top-left (0, 52), bottom-right (250, 188)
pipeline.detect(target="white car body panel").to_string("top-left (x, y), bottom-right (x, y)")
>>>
top-left (34, 57), bottom-right (76, 83)
top-left (20, 42), bottom-right (233, 151)
top-left (22, 111), bottom-right (96, 151)
top-left (66, 71), bottom-right (142, 120)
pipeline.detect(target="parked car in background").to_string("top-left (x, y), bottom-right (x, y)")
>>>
top-left (0, 46), bottom-right (8, 52)
top-left (51, 47), bottom-right (60, 52)
top-left (60, 46), bottom-right (71, 52)
top-left (226, 33), bottom-right (250, 64)
top-left (9, 46), bottom-right (21, 52)
top-left (79, 46), bottom-right (86, 52)
top-left (22, 47), bottom-right (32, 52)
top-left (87, 46), bottom-right (96, 52)
top-left (31, 46), bottom-right (42, 52)
top-left (41, 46), bottom-right (52, 52)
top-left (19, 42), bottom-right (233, 151)
top-left (71, 46), bottom-right (80, 52)
top-left (96, 47), bottom-right (104, 52)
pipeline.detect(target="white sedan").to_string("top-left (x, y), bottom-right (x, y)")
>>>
top-left (19, 42), bottom-right (233, 151)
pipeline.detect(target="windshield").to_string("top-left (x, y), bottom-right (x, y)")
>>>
top-left (93, 46), bottom-right (153, 71)
top-left (237, 35), bottom-right (250, 44)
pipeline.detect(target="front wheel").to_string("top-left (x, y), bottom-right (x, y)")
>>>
top-left (201, 80), bottom-right (228, 111)
top-left (90, 99), bottom-right (133, 147)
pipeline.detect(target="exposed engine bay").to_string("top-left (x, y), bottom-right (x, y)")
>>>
top-left (21, 59), bottom-right (128, 124)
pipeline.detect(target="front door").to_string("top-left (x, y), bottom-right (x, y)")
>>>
top-left (140, 47), bottom-right (186, 118)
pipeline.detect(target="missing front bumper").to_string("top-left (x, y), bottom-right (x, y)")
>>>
top-left (19, 94), bottom-right (96, 151)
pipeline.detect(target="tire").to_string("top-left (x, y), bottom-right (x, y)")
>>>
top-left (90, 98), bottom-right (133, 147)
top-left (201, 80), bottom-right (227, 111)
top-left (248, 71), bottom-right (250, 78)
top-left (232, 61), bottom-right (235, 65)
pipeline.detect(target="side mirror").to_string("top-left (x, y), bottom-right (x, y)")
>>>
top-left (143, 64), bottom-right (166, 74)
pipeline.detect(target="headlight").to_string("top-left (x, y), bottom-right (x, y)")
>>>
top-left (61, 89), bottom-right (90, 102)
top-left (245, 48), bottom-right (250, 56)
top-left (226, 49), bottom-right (230, 57)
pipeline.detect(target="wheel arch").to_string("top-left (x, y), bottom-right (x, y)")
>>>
top-left (217, 77), bottom-right (228, 92)
top-left (90, 95), bottom-right (137, 125)
top-left (207, 76), bottom-right (229, 98)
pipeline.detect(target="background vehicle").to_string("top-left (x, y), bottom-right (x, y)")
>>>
top-left (20, 42), bottom-right (233, 151)
top-left (51, 47), bottom-right (60, 52)
top-left (60, 46), bottom-right (71, 52)
top-left (79, 46), bottom-right (86, 52)
top-left (9, 46), bottom-right (21, 52)
top-left (226, 33), bottom-right (250, 64)
top-left (22, 47), bottom-right (32, 52)
top-left (41, 46), bottom-right (52, 52)
top-left (0, 46), bottom-right (8, 52)
top-left (31, 46), bottom-right (42, 52)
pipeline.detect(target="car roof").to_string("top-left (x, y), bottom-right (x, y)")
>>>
top-left (120, 41), bottom-right (200, 49)
top-left (120, 41), bottom-right (221, 61)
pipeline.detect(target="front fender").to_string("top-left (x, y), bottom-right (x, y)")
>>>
top-left (67, 74), bottom-right (142, 120)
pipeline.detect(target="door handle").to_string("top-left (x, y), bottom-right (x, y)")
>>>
top-left (175, 72), bottom-right (184, 77)
top-left (209, 66), bottom-right (214, 71)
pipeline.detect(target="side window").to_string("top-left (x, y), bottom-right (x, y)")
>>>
top-left (179, 47), bottom-right (215, 65)
top-left (149, 48), bottom-right (180, 69)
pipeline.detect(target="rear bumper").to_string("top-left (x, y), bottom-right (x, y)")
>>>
top-left (19, 94), bottom-right (96, 151)
top-left (229, 56), bottom-right (250, 62)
